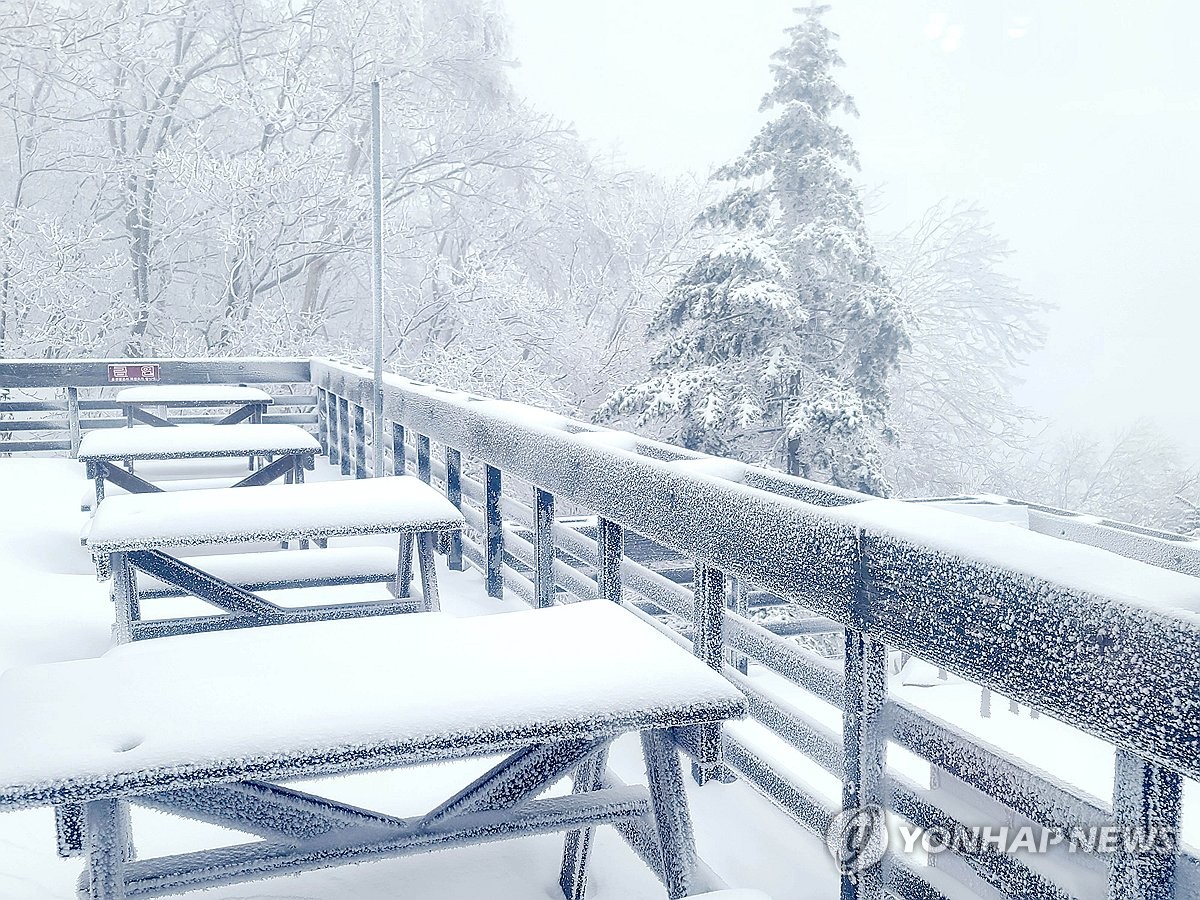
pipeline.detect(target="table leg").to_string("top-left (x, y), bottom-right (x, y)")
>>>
top-left (641, 728), bottom-right (698, 899)
top-left (111, 553), bottom-right (140, 645)
top-left (560, 745), bottom-right (611, 900)
top-left (396, 534), bottom-right (413, 598)
top-left (83, 798), bottom-right (130, 900)
top-left (417, 533), bottom-right (440, 612)
top-left (124, 407), bottom-right (134, 473)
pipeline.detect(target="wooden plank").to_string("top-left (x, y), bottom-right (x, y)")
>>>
top-left (0, 439), bottom-right (72, 453)
top-left (75, 393), bottom-right (316, 411)
top-left (337, 396), bottom-right (350, 476)
top-left (0, 357), bottom-right (310, 388)
top-left (1109, 750), bottom-right (1181, 900)
top-left (0, 400), bottom-right (65, 412)
top-left (445, 448), bottom-right (463, 571)
top-left (597, 518), bottom-right (623, 604)
top-left (392, 422), bottom-right (406, 475)
top-left (316, 388), bottom-right (328, 454)
top-left (417, 434), bottom-right (431, 484)
top-left (66, 387), bottom-right (80, 457)
top-left (690, 562), bottom-right (727, 786)
top-left (840, 626), bottom-right (887, 899)
top-left (0, 419), bottom-right (69, 431)
top-left (534, 488), bottom-right (556, 608)
top-left (485, 464), bottom-right (503, 599)
top-left (352, 403), bottom-right (366, 479)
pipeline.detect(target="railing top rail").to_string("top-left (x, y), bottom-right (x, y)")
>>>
top-left (0, 357), bottom-right (311, 389)
top-left (312, 358), bottom-right (1200, 782)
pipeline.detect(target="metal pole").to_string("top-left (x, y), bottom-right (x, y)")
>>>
top-left (370, 79), bottom-right (385, 477)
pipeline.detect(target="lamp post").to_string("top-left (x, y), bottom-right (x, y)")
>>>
top-left (370, 79), bottom-right (385, 477)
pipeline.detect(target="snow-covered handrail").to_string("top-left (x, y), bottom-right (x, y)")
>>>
top-left (313, 359), bottom-right (1200, 785)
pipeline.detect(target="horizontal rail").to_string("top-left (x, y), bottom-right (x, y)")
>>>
top-left (0, 357), bottom-right (310, 388)
top-left (0, 439), bottom-right (71, 453)
top-left (421, 421), bottom-right (1154, 885)
top-left (312, 359), bottom-right (1200, 784)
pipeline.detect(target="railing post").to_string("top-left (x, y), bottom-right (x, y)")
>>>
top-left (417, 434), bottom-right (431, 484)
top-left (337, 396), bottom-right (350, 476)
top-left (327, 393), bottom-right (340, 467)
top-left (596, 518), bottom-right (623, 603)
top-left (534, 488), bottom-right (555, 608)
top-left (316, 387), bottom-right (328, 455)
top-left (392, 422), bottom-right (405, 475)
top-left (485, 464), bottom-right (503, 599)
top-left (445, 448), bottom-right (463, 571)
top-left (1109, 749), bottom-right (1181, 900)
top-left (352, 403), bottom-right (366, 479)
top-left (691, 561), bottom-right (728, 785)
top-left (840, 541), bottom-right (887, 900)
top-left (727, 575), bottom-right (749, 675)
top-left (66, 386), bottom-right (80, 458)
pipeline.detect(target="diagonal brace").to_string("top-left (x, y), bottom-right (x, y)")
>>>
top-left (127, 550), bottom-right (283, 620)
top-left (420, 737), bottom-right (608, 827)
top-left (95, 461), bottom-right (164, 495)
top-left (128, 407), bottom-right (178, 427)
top-left (231, 453), bottom-right (303, 488)
top-left (138, 781), bottom-right (408, 844)
top-left (216, 404), bottom-right (259, 425)
top-left (111, 788), bottom-right (650, 900)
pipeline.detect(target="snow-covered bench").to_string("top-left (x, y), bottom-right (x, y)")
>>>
top-left (115, 384), bottom-right (273, 427)
top-left (86, 476), bottom-right (465, 641)
top-left (0, 602), bottom-right (747, 900)
top-left (78, 423), bottom-right (321, 504)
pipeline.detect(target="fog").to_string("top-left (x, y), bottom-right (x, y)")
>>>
top-left (506, 0), bottom-right (1200, 456)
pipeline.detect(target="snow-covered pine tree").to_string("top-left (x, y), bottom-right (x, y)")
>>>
top-left (598, 4), bottom-right (906, 494)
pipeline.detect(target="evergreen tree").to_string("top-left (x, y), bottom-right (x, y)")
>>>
top-left (599, 5), bottom-right (906, 494)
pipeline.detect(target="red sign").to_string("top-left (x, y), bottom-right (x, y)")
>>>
top-left (107, 363), bottom-right (160, 383)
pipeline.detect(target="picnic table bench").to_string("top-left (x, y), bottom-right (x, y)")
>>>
top-left (86, 476), bottom-right (465, 641)
top-left (78, 423), bottom-right (321, 504)
top-left (115, 384), bottom-right (273, 427)
top-left (0, 602), bottom-right (747, 900)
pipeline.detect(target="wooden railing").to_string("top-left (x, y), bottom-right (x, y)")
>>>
top-left (311, 358), bottom-right (1200, 900)
top-left (0, 358), bottom-right (316, 455)
top-left (1, 355), bottom-right (1198, 900)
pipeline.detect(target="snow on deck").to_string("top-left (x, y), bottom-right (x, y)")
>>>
top-left (0, 458), bottom-right (837, 900)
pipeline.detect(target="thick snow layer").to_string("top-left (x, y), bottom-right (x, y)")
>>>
top-left (830, 499), bottom-right (1200, 616)
top-left (77, 423), bottom-right (320, 460)
top-left (0, 459), bottom-right (833, 899)
top-left (86, 475), bottom-right (465, 551)
top-left (0, 601), bottom-right (745, 802)
top-left (115, 384), bottom-right (272, 404)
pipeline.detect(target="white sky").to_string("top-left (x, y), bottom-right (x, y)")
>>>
top-left (503, 0), bottom-right (1200, 456)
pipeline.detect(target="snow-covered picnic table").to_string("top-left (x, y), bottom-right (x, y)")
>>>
top-left (86, 476), bottom-right (465, 641)
top-left (78, 423), bottom-right (321, 503)
top-left (115, 383), bottom-right (273, 427)
top-left (0, 602), bottom-right (747, 900)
